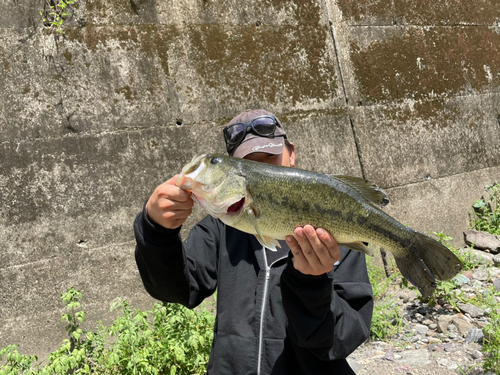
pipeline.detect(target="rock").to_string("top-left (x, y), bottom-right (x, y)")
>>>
top-left (452, 273), bottom-right (471, 285)
top-left (414, 313), bottom-right (424, 322)
top-left (437, 315), bottom-right (453, 333)
top-left (473, 267), bottom-right (491, 281)
top-left (452, 316), bottom-right (475, 336)
top-left (457, 302), bottom-right (485, 318)
top-left (494, 277), bottom-right (500, 292)
top-left (443, 343), bottom-right (457, 352)
top-left (458, 247), bottom-right (494, 265)
top-left (465, 329), bottom-right (484, 344)
top-left (414, 324), bottom-right (429, 335)
top-left (494, 254), bottom-right (500, 266)
top-left (397, 349), bottom-right (430, 365)
top-left (464, 230), bottom-right (500, 254)
top-left (383, 351), bottom-right (395, 361)
top-left (437, 358), bottom-right (458, 370)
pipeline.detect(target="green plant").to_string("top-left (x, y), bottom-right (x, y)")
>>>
top-left (426, 280), bottom-right (464, 311)
top-left (470, 181), bottom-right (500, 235)
top-left (0, 288), bottom-right (215, 375)
top-left (482, 287), bottom-right (500, 374)
top-left (370, 299), bottom-right (403, 341)
top-left (366, 247), bottom-right (401, 299)
top-left (0, 346), bottom-right (38, 375)
top-left (40, 0), bottom-right (74, 34)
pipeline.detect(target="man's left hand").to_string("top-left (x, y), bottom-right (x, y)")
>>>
top-left (286, 225), bottom-right (340, 276)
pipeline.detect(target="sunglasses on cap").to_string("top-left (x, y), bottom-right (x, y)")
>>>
top-left (223, 115), bottom-right (284, 148)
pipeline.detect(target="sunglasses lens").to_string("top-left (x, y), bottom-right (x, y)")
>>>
top-left (225, 123), bottom-right (246, 145)
top-left (252, 117), bottom-right (276, 136)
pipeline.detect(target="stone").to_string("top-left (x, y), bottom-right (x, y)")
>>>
top-left (452, 316), bottom-right (475, 336)
top-left (457, 302), bottom-right (485, 318)
top-left (452, 273), bottom-right (471, 285)
top-left (414, 324), bottom-right (429, 335)
top-left (397, 349), bottom-right (430, 365)
top-left (437, 315), bottom-right (453, 333)
top-left (494, 254), bottom-right (500, 266)
top-left (437, 358), bottom-right (458, 370)
top-left (494, 277), bottom-right (500, 292)
top-left (464, 230), bottom-right (500, 254)
top-left (465, 329), bottom-right (484, 344)
top-left (473, 268), bottom-right (491, 281)
top-left (383, 351), bottom-right (396, 361)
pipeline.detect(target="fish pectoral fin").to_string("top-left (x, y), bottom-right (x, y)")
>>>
top-left (254, 234), bottom-right (280, 252)
top-left (330, 175), bottom-right (389, 208)
top-left (340, 242), bottom-right (374, 257)
top-left (245, 206), bottom-right (279, 252)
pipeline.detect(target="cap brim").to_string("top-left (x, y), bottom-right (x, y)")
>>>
top-left (231, 135), bottom-right (285, 158)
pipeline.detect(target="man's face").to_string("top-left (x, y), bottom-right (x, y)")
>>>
top-left (243, 143), bottom-right (295, 167)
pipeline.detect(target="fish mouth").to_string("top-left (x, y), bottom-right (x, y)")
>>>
top-left (176, 154), bottom-right (208, 189)
top-left (227, 198), bottom-right (245, 213)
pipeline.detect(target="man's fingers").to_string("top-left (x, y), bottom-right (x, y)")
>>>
top-left (145, 175), bottom-right (195, 229)
top-left (287, 226), bottom-right (340, 275)
top-left (286, 235), bottom-right (302, 258)
top-left (158, 175), bottom-right (192, 203)
top-left (303, 226), bottom-right (332, 267)
top-left (294, 226), bottom-right (323, 268)
top-left (316, 228), bottom-right (340, 263)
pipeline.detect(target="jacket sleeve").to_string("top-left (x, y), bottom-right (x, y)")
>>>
top-left (280, 248), bottom-right (373, 360)
top-left (134, 207), bottom-right (221, 309)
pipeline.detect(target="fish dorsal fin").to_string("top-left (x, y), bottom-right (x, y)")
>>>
top-left (245, 206), bottom-right (279, 251)
top-left (330, 175), bottom-right (389, 208)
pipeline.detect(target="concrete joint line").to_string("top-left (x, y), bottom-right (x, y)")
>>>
top-left (327, 18), bottom-right (366, 178)
top-left (328, 19), bottom-right (349, 106)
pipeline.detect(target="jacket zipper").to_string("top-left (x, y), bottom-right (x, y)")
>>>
top-left (257, 247), bottom-right (287, 375)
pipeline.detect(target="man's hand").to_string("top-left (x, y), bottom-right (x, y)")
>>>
top-left (145, 175), bottom-right (194, 229)
top-left (286, 225), bottom-right (340, 276)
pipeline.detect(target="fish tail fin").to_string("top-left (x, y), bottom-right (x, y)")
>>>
top-left (394, 231), bottom-right (463, 298)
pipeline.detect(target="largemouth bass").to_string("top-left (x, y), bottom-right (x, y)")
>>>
top-left (176, 153), bottom-right (463, 297)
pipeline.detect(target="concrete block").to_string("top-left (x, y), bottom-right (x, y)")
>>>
top-left (280, 111), bottom-right (361, 176)
top-left (382, 166), bottom-right (500, 247)
top-left (0, 21), bottom-right (343, 142)
top-left (344, 26), bottom-right (500, 104)
top-left (0, 242), bottom-right (154, 358)
top-left (351, 93), bottom-right (500, 187)
top-left (335, 0), bottom-right (500, 25)
top-left (0, 125), bottom-right (222, 268)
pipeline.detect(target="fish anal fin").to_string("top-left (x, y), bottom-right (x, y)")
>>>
top-left (254, 234), bottom-right (279, 252)
top-left (340, 242), bottom-right (374, 256)
top-left (330, 175), bottom-right (389, 208)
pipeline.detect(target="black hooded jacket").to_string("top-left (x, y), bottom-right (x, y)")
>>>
top-left (134, 209), bottom-right (374, 375)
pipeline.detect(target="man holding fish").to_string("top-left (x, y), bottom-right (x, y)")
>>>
top-left (134, 109), bottom-right (375, 374)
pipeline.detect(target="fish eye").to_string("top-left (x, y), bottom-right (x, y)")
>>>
top-left (210, 157), bottom-right (222, 164)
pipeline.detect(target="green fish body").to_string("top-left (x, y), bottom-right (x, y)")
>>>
top-left (176, 153), bottom-right (463, 297)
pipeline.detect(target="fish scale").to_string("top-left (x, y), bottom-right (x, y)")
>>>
top-left (176, 153), bottom-right (463, 298)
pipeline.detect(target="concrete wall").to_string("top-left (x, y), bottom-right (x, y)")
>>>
top-left (1, 0), bottom-right (499, 358)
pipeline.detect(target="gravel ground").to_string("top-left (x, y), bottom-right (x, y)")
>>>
top-left (346, 264), bottom-right (500, 375)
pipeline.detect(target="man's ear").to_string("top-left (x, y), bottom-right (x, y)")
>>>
top-left (288, 142), bottom-right (295, 167)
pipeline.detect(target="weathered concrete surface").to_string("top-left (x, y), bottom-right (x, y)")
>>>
top-left (0, 0), bottom-right (499, 360)
top-left (383, 166), bottom-right (500, 245)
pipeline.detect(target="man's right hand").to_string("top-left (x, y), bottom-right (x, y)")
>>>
top-left (145, 175), bottom-right (194, 229)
